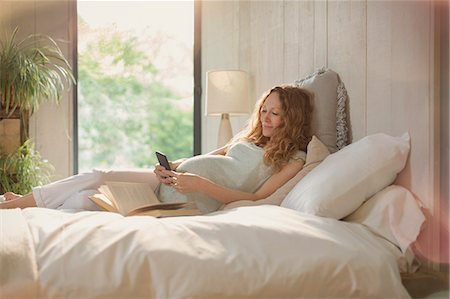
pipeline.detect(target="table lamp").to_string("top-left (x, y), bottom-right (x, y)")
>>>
top-left (206, 70), bottom-right (250, 147)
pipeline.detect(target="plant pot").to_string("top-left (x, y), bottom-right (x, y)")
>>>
top-left (0, 108), bottom-right (29, 146)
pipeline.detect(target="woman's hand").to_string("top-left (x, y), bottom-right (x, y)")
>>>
top-left (154, 164), bottom-right (203, 192)
top-left (154, 157), bottom-right (186, 185)
top-left (170, 172), bottom-right (203, 194)
top-left (169, 158), bottom-right (187, 171)
top-left (153, 165), bottom-right (174, 185)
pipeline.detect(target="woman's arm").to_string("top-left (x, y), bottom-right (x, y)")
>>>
top-left (205, 145), bottom-right (228, 156)
top-left (165, 159), bottom-right (304, 204)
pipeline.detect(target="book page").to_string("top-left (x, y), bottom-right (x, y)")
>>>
top-left (89, 193), bottom-right (117, 212)
top-left (105, 181), bottom-right (160, 215)
top-left (98, 185), bottom-right (116, 206)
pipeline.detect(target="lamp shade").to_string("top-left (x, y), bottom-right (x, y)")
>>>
top-left (205, 70), bottom-right (250, 116)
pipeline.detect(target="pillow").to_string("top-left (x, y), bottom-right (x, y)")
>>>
top-left (294, 68), bottom-right (350, 153)
top-left (344, 185), bottom-right (425, 253)
top-left (281, 132), bottom-right (411, 219)
top-left (222, 136), bottom-right (330, 210)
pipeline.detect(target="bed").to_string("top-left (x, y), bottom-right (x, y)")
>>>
top-left (0, 69), bottom-right (426, 298)
top-left (3, 203), bottom-right (414, 299)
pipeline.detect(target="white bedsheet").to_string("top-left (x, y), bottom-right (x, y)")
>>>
top-left (0, 209), bottom-right (39, 299)
top-left (6, 205), bottom-right (410, 298)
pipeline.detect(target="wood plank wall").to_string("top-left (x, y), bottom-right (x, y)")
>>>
top-left (202, 0), bottom-right (443, 264)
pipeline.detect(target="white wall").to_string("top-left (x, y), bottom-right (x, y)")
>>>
top-left (202, 0), bottom-right (444, 264)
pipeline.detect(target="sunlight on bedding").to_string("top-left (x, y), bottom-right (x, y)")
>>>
top-left (0, 205), bottom-right (412, 298)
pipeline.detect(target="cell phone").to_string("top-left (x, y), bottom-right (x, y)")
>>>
top-left (155, 151), bottom-right (171, 170)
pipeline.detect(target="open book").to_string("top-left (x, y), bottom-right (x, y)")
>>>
top-left (89, 181), bottom-right (200, 217)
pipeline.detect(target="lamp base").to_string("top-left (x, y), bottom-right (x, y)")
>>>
top-left (218, 113), bottom-right (233, 147)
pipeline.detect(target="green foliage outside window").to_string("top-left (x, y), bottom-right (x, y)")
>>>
top-left (78, 27), bottom-right (193, 171)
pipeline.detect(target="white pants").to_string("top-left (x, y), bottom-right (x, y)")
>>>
top-left (32, 169), bottom-right (160, 210)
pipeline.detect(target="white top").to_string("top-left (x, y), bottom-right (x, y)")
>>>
top-left (157, 141), bottom-right (306, 213)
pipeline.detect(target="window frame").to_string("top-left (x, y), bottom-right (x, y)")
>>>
top-left (71, 0), bottom-right (201, 174)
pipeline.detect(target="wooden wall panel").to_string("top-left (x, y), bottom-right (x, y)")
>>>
top-left (328, 0), bottom-right (367, 141)
top-left (250, 0), bottom-right (284, 98)
top-left (202, 0), bottom-right (287, 151)
top-left (235, 0), bottom-right (252, 136)
top-left (367, 1), bottom-right (433, 208)
top-left (313, 0), bottom-right (328, 69)
top-left (389, 1), bottom-right (432, 202)
top-left (283, 1), bottom-right (315, 82)
top-left (201, 1), bottom-right (241, 151)
top-left (367, 1), bottom-right (393, 136)
top-left (298, 1), bottom-right (315, 79)
top-left (238, 1), bottom-right (251, 73)
top-left (283, 0), bottom-right (301, 83)
top-left (367, 1), bottom-right (438, 264)
top-left (201, 1), bottom-right (442, 259)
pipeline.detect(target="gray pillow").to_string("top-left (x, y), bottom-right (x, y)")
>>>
top-left (294, 68), bottom-right (350, 153)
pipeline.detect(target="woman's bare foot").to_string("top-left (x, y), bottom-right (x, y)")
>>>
top-left (0, 193), bottom-right (37, 209)
top-left (4, 192), bottom-right (22, 201)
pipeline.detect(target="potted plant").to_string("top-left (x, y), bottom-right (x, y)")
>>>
top-left (0, 27), bottom-right (75, 141)
top-left (0, 27), bottom-right (75, 192)
top-left (0, 140), bottom-right (54, 194)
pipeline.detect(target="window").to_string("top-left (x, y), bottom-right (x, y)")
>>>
top-left (76, 1), bottom-right (199, 173)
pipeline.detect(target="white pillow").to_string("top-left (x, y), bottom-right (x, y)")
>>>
top-left (281, 133), bottom-right (410, 219)
top-left (344, 185), bottom-right (425, 253)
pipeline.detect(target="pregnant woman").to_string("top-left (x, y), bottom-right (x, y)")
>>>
top-left (1, 85), bottom-right (313, 214)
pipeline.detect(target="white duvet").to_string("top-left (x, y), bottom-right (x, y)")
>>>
top-left (2, 205), bottom-right (410, 298)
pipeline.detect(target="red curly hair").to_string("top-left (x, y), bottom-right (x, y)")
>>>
top-left (239, 85), bottom-right (314, 172)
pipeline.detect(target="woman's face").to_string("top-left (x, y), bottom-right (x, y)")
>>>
top-left (260, 92), bottom-right (283, 137)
